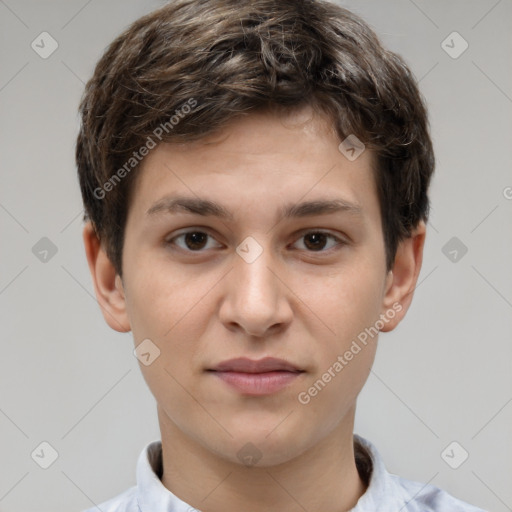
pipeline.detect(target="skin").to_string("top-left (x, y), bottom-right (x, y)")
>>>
top-left (84, 106), bottom-right (426, 512)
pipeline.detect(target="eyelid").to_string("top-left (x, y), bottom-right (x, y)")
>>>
top-left (293, 228), bottom-right (349, 244)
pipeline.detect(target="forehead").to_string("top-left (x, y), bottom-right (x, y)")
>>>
top-left (127, 107), bottom-right (380, 226)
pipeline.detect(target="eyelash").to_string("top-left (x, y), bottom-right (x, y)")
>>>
top-left (165, 229), bottom-right (347, 255)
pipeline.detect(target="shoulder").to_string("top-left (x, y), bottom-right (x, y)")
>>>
top-left (353, 435), bottom-right (488, 512)
top-left (389, 473), bottom-right (488, 512)
top-left (82, 485), bottom-right (140, 512)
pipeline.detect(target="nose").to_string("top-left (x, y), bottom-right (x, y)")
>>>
top-left (218, 241), bottom-right (293, 338)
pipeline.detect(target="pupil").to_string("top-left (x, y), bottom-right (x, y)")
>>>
top-left (185, 232), bottom-right (207, 250)
top-left (305, 233), bottom-right (326, 251)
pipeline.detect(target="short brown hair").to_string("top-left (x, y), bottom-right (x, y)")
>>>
top-left (76, 0), bottom-right (434, 275)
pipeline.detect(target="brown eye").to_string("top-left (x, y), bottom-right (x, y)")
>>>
top-left (183, 232), bottom-right (208, 250)
top-left (167, 230), bottom-right (222, 252)
top-left (303, 232), bottom-right (329, 251)
top-left (293, 231), bottom-right (345, 253)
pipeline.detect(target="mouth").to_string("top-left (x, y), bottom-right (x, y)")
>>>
top-left (206, 357), bottom-right (305, 396)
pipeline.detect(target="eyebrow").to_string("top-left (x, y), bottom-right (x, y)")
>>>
top-left (146, 195), bottom-right (363, 220)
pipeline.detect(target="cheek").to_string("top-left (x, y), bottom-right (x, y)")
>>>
top-left (123, 251), bottom-right (207, 339)
top-left (123, 255), bottom-right (217, 391)
top-left (295, 269), bottom-right (381, 420)
top-left (295, 261), bottom-right (385, 345)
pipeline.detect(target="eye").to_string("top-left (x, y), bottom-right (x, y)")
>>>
top-left (292, 231), bottom-right (346, 253)
top-left (166, 230), bottom-right (222, 252)
top-left (166, 229), bottom-right (346, 254)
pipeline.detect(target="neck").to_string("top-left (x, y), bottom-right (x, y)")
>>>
top-left (158, 405), bottom-right (367, 512)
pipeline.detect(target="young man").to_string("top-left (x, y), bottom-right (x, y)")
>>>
top-left (77, 0), bottom-right (486, 510)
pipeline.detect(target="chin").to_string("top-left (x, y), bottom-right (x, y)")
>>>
top-left (212, 422), bottom-right (313, 466)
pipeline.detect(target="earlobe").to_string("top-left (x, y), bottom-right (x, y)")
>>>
top-left (380, 221), bottom-right (426, 332)
top-left (83, 222), bottom-right (131, 333)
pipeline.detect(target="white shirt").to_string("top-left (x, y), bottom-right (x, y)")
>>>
top-left (83, 434), bottom-right (487, 512)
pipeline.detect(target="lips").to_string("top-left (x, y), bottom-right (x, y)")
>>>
top-left (208, 357), bottom-right (303, 373)
top-left (207, 357), bottom-right (305, 395)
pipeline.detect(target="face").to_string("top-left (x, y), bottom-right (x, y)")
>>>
top-left (88, 106), bottom-right (421, 467)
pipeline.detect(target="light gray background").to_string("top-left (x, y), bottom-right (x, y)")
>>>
top-left (1, 1), bottom-right (511, 511)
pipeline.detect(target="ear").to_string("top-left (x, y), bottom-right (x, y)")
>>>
top-left (380, 221), bottom-right (426, 332)
top-left (83, 222), bottom-right (131, 333)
